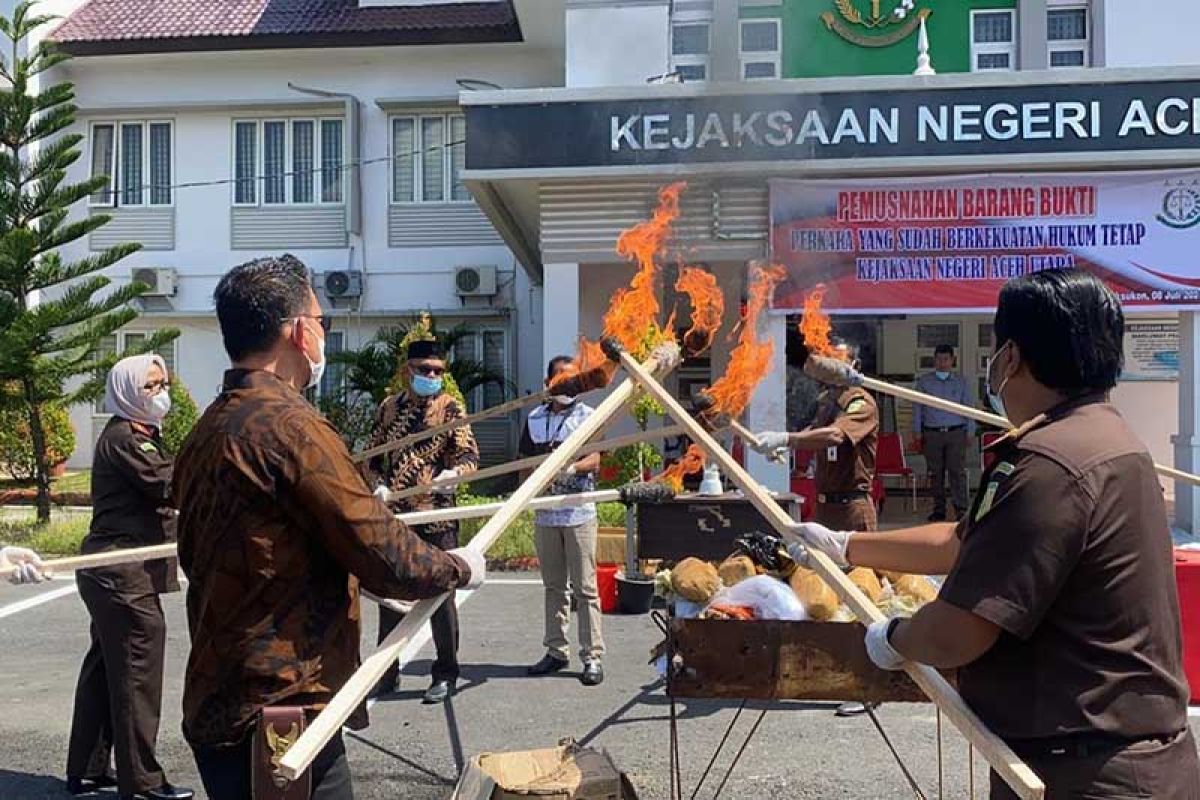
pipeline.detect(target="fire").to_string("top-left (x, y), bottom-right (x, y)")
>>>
top-left (701, 262), bottom-right (786, 419)
top-left (674, 266), bottom-right (724, 357)
top-left (799, 286), bottom-right (842, 358)
top-left (657, 443), bottom-right (707, 493)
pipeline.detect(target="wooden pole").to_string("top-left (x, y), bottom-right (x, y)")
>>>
top-left (618, 350), bottom-right (1045, 800)
top-left (853, 373), bottom-right (1200, 488)
top-left (385, 423), bottom-right (687, 502)
top-left (0, 543), bottom-right (177, 578)
top-left (727, 418), bottom-right (763, 450)
top-left (276, 345), bottom-right (680, 781)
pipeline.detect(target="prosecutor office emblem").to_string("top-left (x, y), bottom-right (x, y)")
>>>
top-left (1156, 181), bottom-right (1200, 230)
top-left (820, 0), bottom-right (932, 47)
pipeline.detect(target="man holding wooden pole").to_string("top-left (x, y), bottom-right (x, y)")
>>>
top-left (173, 256), bottom-right (484, 800)
top-left (785, 269), bottom-right (1200, 798)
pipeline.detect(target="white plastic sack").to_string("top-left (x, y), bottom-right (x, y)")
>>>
top-left (706, 574), bottom-right (808, 621)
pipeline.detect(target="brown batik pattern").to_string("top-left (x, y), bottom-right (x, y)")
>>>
top-left (364, 391), bottom-right (478, 542)
top-left (172, 369), bottom-right (470, 749)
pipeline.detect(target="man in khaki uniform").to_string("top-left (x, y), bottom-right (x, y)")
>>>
top-left (790, 269), bottom-right (1200, 798)
top-left (753, 343), bottom-right (879, 532)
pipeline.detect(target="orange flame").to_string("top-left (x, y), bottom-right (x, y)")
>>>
top-left (701, 262), bottom-right (786, 419)
top-left (675, 266), bottom-right (724, 357)
top-left (657, 443), bottom-right (707, 493)
top-left (799, 286), bottom-right (842, 358)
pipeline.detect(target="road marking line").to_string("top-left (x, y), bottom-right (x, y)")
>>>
top-left (0, 584), bottom-right (77, 620)
top-left (1189, 707), bottom-right (1200, 718)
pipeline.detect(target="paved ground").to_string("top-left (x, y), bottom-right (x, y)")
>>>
top-left (3, 575), bottom-right (1199, 800)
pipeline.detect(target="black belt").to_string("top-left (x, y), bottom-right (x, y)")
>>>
top-left (923, 425), bottom-right (965, 432)
top-left (1006, 731), bottom-right (1176, 759)
top-left (817, 491), bottom-right (870, 504)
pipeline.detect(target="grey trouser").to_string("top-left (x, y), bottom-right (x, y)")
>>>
top-left (924, 429), bottom-right (969, 514)
top-left (534, 518), bottom-right (605, 662)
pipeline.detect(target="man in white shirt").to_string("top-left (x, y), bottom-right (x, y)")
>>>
top-left (519, 356), bottom-right (605, 686)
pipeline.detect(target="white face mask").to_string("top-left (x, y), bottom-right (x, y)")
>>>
top-left (551, 395), bottom-right (576, 406)
top-left (147, 391), bottom-right (171, 422)
top-left (301, 320), bottom-right (327, 390)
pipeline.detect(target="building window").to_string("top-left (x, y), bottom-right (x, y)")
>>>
top-left (89, 121), bottom-right (172, 207)
top-left (671, 20), bottom-right (710, 81)
top-left (318, 330), bottom-right (345, 399)
top-left (451, 327), bottom-right (508, 414)
top-left (232, 117), bottom-right (344, 207)
top-left (739, 19), bottom-right (781, 80)
top-left (390, 113), bottom-right (469, 203)
top-left (93, 334), bottom-right (178, 413)
top-left (1048, 6), bottom-right (1089, 68)
top-left (970, 10), bottom-right (1015, 72)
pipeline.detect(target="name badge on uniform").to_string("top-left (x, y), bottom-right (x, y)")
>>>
top-left (826, 446), bottom-right (838, 461)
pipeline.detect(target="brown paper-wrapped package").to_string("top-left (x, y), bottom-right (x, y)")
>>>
top-left (717, 555), bottom-right (757, 588)
top-left (671, 557), bottom-right (722, 602)
top-left (847, 567), bottom-right (884, 603)
top-left (893, 574), bottom-right (938, 604)
top-left (789, 568), bottom-right (838, 621)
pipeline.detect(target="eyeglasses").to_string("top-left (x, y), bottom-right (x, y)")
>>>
top-left (283, 314), bottom-right (332, 332)
top-left (142, 380), bottom-right (170, 395)
top-left (410, 364), bottom-right (446, 377)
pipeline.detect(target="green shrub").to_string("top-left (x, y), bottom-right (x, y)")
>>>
top-left (0, 402), bottom-right (76, 481)
top-left (598, 443), bottom-right (663, 489)
top-left (161, 378), bottom-right (200, 455)
top-left (318, 393), bottom-right (378, 453)
top-left (596, 501), bottom-right (627, 528)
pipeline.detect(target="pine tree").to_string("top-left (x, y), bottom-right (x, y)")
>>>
top-left (0, 3), bottom-right (176, 521)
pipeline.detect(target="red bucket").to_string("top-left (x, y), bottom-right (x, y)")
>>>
top-left (597, 564), bottom-right (619, 614)
top-left (1176, 549), bottom-right (1200, 703)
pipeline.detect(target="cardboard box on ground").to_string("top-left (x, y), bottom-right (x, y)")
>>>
top-left (452, 742), bottom-right (639, 800)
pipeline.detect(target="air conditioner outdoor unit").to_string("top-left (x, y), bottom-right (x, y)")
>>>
top-left (131, 267), bottom-right (177, 297)
top-left (454, 265), bottom-right (497, 297)
top-left (324, 270), bottom-right (363, 299)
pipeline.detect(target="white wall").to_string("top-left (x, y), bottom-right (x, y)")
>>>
top-left (565, 2), bottom-right (669, 87)
top-left (1100, 0), bottom-right (1200, 67)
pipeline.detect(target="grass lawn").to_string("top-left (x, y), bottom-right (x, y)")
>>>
top-left (0, 469), bottom-right (92, 495)
top-left (0, 512), bottom-right (91, 557)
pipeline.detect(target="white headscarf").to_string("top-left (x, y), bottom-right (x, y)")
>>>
top-left (105, 353), bottom-right (168, 427)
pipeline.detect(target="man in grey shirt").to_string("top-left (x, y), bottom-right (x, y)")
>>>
top-left (912, 345), bottom-right (975, 521)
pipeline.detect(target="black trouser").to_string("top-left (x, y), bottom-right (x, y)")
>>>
top-left (377, 522), bottom-right (460, 683)
top-left (66, 571), bottom-right (167, 796)
top-left (192, 731), bottom-right (352, 800)
top-left (923, 428), bottom-right (968, 515)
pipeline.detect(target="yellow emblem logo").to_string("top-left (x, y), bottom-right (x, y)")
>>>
top-left (821, 0), bottom-right (932, 48)
top-left (265, 722), bottom-right (300, 768)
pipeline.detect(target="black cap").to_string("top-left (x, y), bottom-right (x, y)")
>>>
top-left (406, 339), bottom-right (444, 360)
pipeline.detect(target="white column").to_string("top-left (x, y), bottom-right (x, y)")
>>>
top-left (1173, 311), bottom-right (1200, 533)
top-left (542, 262), bottom-right (580, 361)
top-left (745, 313), bottom-right (789, 492)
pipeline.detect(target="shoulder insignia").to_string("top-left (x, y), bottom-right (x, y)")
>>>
top-left (974, 460), bottom-right (1014, 521)
top-left (139, 441), bottom-right (159, 453)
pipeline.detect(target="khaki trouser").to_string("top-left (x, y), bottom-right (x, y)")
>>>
top-left (923, 429), bottom-right (969, 515)
top-left (990, 728), bottom-right (1200, 799)
top-left (534, 518), bottom-right (605, 662)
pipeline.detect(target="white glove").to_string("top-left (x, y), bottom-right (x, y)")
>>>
top-left (750, 431), bottom-right (790, 454)
top-left (448, 546), bottom-right (486, 590)
top-left (432, 468), bottom-right (459, 495)
top-left (783, 521), bottom-right (852, 568)
top-left (865, 618), bottom-right (906, 671)
top-left (1, 546), bottom-right (48, 585)
top-left (373, 485), bottom-right (392, 504)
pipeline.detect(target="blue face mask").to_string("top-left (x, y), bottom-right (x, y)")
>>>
top-left (411, 374), bottom-right (443, 397)
top-left (934, 370), bottom-right (950, 380)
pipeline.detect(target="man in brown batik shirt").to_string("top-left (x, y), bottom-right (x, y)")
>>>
top-left (174, 255), bottom-right (484, 800)
top-left (362, 338), bottom-right (478, 704)
top-left (791, 270), bottom-right (1199, 799)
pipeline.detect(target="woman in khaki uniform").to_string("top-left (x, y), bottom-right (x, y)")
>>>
top-left (65, 355), bottom-right (192, 800)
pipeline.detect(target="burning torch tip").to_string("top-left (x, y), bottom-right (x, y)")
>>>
top-left (599, 337), bottom-right (625, 363)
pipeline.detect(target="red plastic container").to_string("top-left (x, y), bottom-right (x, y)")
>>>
top-left (597, 564), bottom-right (619, 614)
top-left (1175, 549), bottom-right (1200, 704)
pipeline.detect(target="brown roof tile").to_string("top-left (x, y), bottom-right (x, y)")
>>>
top-left (52, 0), bottom-right (521, 55)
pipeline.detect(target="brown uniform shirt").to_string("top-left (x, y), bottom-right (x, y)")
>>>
top-left (814, 386), bottom-right (878, 495)
top-left (174, 369), bottom-right (470, 749)
top-left (83, 416), bottom-right (179, 594)
top-left (940, 395), bottom-right (1189, 740)
top-left (363, 390), bottom-right (478, 545)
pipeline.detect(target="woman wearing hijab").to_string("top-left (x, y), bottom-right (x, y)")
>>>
top-left (65, 354), bottom-right (193, 800)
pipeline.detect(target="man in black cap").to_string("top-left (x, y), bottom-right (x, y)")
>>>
top-left (363, 338), bottom-right (479, 703)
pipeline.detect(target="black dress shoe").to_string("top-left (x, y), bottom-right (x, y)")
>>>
top-left (370, 670), bottom-right (400, 699)
top-left (423, 679), bottom-right (454, 704)
top-left (581, 660), bottom-right (604, 686)
top-left (120, 784), bottom-right (195, 800)
top-left (67, 775), bottom-right (117, 795)
top-left (527, 653), bottom-right (569, 676)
